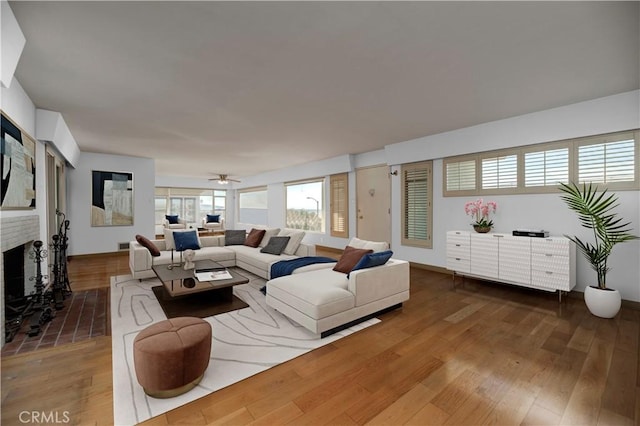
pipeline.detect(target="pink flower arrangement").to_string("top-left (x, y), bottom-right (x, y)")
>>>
top-left (464, 199), bottom-right (497, 228)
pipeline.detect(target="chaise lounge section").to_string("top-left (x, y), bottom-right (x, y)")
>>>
top-left (265, 238), bottom-right (410, 337)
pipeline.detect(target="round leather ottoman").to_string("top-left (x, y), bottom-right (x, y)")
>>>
top-left (133, 317), bottom-right (212, 398)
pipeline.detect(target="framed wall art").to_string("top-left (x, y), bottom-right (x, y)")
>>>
top-left (1, 111), bottom-right (36, 210)
top-left (91, 170), bottom-right (134, 226)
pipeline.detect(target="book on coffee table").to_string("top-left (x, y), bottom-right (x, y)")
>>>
top-left (194, 269), bottom-right (233, 282)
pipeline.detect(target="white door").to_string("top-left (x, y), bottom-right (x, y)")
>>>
top-left (356, 165), bottom-right (391, 245)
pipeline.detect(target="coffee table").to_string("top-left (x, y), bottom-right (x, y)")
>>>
top-left (151, 259), bottom-right (250, 318)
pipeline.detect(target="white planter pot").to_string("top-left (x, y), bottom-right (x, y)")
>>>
top-left (584, 286), bottom-right (621, 318)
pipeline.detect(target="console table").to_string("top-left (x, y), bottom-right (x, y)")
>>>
top-left (446, 230), bottom-right (576, 302)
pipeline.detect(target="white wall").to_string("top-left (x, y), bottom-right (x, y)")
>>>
top-left (236, 91), bottom-right (640, 302)
top-left (66, 153), bottom-right (155, 255)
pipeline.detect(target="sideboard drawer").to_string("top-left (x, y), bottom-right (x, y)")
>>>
top-left (531, 269), bottom-right (571, 291)
top-left (532, 253), bottom-right (570, 275)
top-left (531, 238), bottom-right (570, 256)
top-left (447, 256), bottom-right (470, 273)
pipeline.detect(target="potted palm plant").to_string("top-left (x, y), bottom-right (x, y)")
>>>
top-left (559, 182), bottom-right (638, 318)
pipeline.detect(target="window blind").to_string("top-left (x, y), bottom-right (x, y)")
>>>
top-left (402, 162), bottom-right (432, 247)
top-left (578, 139), bottom-right (635, 184)
top-left (446, 160), bottom-right (476, 191)
top-left (482, 155), bottom-right (517, 189)
top-left (524, 147), bottom-right (569, 187)
top-left (330, 173), bottom-right (349, 238)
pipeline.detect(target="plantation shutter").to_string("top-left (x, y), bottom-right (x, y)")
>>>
top-left (446, 160), bottom-right (476, 191)
top-left (330, 173), bottom-right (349, 238)
top-left (481, 154), bottom-right (517, 189)
top-left (401, 161), bottom-right (432, 248)
top-left (578, 137), bottom-right (636, 184)
top-left (524, 147), bottom-right (569, 187)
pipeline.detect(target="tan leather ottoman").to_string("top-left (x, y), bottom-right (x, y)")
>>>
top-left (133, 317), bottom-right (211, 398)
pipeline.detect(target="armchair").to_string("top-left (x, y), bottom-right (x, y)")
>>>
top-left (202, 214), bottom-right (225, 232)
top-left (163, 215), bottom-right (187, 230)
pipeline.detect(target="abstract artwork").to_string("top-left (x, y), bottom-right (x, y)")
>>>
top-left (1, 112), bottom-right (36, 210)
top-left (91, 170), bottom-right (134, 226)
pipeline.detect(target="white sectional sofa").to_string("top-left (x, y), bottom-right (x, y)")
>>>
top-left (265, 238), bottom-right (410, 337)
top-left (129, 229), bottom-right (314, 280)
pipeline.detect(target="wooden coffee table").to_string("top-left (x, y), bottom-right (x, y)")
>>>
top-left (151, 259), bottom-right (250, 318)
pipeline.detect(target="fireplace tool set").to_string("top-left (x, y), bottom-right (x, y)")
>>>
top-left (4, 213), bottom-right (73, 342)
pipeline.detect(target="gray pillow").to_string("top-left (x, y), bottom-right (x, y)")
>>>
top-left (260, 236), bottom-right (290, 255)
top-left (225, 230), bottom-right (246, 246)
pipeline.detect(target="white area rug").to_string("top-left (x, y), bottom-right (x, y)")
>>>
top-left (110, 270), bottom-right (379, 425)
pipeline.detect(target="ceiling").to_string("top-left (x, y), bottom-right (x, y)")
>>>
top-left (10, 1), bottom-right (640, 179)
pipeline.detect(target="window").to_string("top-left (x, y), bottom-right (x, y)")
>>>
top-left (445, 158), bottom-right (476, 193)
top-left (524, 147), bottom-right (569, 187)
top-left (330, 173), bottom-right (349, 238)
top-left (238, 187), bottom-right (268, 226)
top-left (285, 179), bottom-right (324, 232)
top-left (443, 129), bottom-right (639, 196)
top-left (481, 154), bottom-right (517, 189)
top-left (577, 134), bottom-right (636, 185)
top-left (155, 187), bottom-right (226, 225)
top-left (401, 161), bottom-right (432, 248)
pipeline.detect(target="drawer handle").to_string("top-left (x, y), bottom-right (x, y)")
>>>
top-left (493, 235), bottom-right (504, 238)
top-left (455, 232), bottom-right (461, 234)
top-left (455, 258), bottom-right (461, 261)
top-left (545, 271), bottom-right (553, 275)
top-left (455, 244), bottom-right (461, 247)
top-left (545, 253), bottom-right (553, 257)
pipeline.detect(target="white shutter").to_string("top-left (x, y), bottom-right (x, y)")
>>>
top-left (578, 138), bottom-right (635, 184)
top-left (524, 147), bottom-right (569, 187)
top-left (481, 154), bottom-right (517, 189)
top-left (446, 160), bottom-right (476, 191)
top-left (402, 162), bottom-right (432, 247)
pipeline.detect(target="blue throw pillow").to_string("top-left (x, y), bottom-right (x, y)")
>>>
top-left (173, 230), bottom-right (200, 251)
top-left (165, 214), bottom-right (179, 224)
top-left (206, 214), bottom-right (220, 223)
top-left (348, 250), bottom-right (393, 278)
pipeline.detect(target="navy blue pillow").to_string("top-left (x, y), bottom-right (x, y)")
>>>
top-left (165, 214), bottom-right (179, 224)
top-left (173, 230), bottom-right (200, 251)
top-left (206, 214), bottom-right (220, 223)
top-left (348, 250), bottom-right (393, 277)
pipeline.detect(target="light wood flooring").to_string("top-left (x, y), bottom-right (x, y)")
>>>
top-left (1, 251), bottom-right (638, 425)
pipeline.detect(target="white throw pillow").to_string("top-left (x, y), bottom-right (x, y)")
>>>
top-left (278, 229), bottom-right (305, 255)
top-left (348, 237), bottom-right (389, 252)
top-left (257, 228), bottom-right (281, 247)
top-left (164, 228), bottom-right (201, 250)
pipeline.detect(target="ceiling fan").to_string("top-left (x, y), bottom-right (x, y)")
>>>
top-left (208, 174), bottom-right (241, 184)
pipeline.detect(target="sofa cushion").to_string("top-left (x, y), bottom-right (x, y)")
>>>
top-left (258, 228), bottom-right (281, 247)
top-left (260, 236), bottom-right (290, 255)
top-left (348, 237), bottom-right (389, 253)
top-left (206, 214), bottom-right (220, 223)
top-left (135, 234), bottom-right (161, 257)
top-left (165, 214), bottom-right (179, 224)
top-left (173, 230), bottom-right (201, 251)
top-left (225, 230), bottom-right (246, 246)
top-left (245, 228), bottom-right (266, 248)
top-left (277, 229), bottom-right (305, 255)
top-left (165, 229), bottom-right (202, 250)
top-left (333, 246), bottom-right (373, 274)
top-left (348, 250), bottom-right (393, 278)
top-left (267, 268), bottom-right (355, 319)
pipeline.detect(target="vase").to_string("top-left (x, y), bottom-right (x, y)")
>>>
top-left (473, 225), bottom-right (492, 233)
top-left (584, 285), bottom-right (621, 318)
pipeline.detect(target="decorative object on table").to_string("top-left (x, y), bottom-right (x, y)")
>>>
top-left (91, 170), bottom-right (133, 226)
top-left (464, 198), bottom-right (497, 233)
top-left (1, 112), bottom-right (37, 209)
top-left (559, 182), bottom-right (638, 318)
top-left (183, 249), bottom-right (195, 270)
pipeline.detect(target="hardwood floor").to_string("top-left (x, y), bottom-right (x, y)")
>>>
top-left (1, 251), bottom-right (638, 425)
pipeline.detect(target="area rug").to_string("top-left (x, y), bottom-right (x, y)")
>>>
top-left (110, 269), bottom-right (379, 425)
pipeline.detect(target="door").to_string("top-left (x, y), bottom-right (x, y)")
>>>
top-left (356, 165), bottom-right (391, 244)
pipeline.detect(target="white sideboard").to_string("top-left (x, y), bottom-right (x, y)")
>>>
top-left (446, 230), bottom-right (576, 300)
